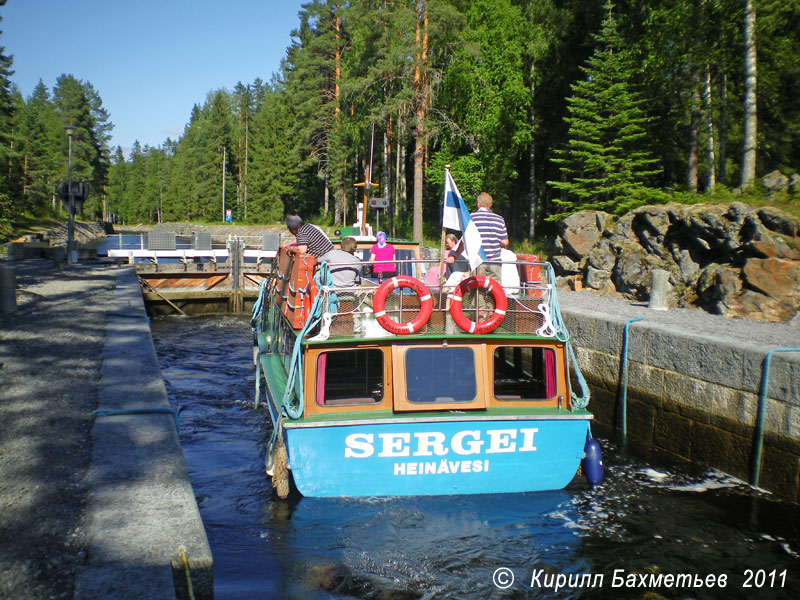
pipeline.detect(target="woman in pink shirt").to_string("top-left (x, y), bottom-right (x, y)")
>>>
top-left (369, 231), bottom-right (396, 283)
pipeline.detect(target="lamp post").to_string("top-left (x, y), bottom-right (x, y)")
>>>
top-left (64, 125), bottom-right (77, 264)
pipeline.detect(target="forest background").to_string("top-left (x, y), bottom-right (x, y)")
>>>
top-left (0, 0), bottom-right (798, 247)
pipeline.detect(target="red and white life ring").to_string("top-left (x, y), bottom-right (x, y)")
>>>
top-left (449, 275), bottom-right (507, 334)
top-left (373, 275), bottom-right (433, 335)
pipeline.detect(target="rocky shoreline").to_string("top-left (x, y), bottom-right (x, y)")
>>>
top-left (552, 202), bottom-right (800, 323)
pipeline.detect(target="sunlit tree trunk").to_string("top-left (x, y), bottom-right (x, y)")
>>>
top-left (334, 4), bottom-right (344, 223)
top-left (687, 83), bottom-right (700, 193)
top-left (528, 59), bottom-right (536, 240)
top-left (703, 64), bottom-right (716, 192)
top-left (719, 72), bottom-right (728, 185)
top-left (740, 0), bottom-right (757, 188)
top-left (395, 106), bottom-right (406, 231)
top-left (412, 0), bottom-right (427, 242)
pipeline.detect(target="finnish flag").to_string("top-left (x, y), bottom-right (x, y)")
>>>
top-left (442, 170), bottom-right (486, 271)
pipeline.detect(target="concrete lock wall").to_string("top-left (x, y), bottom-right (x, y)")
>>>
top-left (558, 298), bottom-right (800, 503)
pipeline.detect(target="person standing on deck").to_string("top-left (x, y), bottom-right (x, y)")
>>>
top-left (470, 192), bottom-right (508, 282)
top-left (369, 231), bottom-right (396, 283)
top-left (285, 215), bottom-right (334, 260)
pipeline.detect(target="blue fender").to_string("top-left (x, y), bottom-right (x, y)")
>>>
top-left (582, 438), bottom-right (604, 486)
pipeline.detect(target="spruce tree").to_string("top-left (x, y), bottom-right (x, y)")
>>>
top-left (548, 0), bottom-right (661, 219)
top-left (248, 87), bottom-right (297, 223)
top-left (20, 81), bottom-right (62, 213)
top-left (106, 146), bottom-right (127, 223)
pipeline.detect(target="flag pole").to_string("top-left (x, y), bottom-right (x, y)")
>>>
top-left (437, 166), bottom-right (450, 309)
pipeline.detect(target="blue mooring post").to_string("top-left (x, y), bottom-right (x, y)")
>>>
top-left (620, 317), bottom-right (644, 440)
top-left (750, 348), bottom-right (800, 488)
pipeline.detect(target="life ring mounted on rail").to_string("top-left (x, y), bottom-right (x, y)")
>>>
top-left (449, 275), bottom-right (507, 334)
top-left (373, 275), bottom-right (433, 335)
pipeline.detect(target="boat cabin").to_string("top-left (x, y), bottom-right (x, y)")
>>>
top-left (256, 239), bottom-right (574, 418)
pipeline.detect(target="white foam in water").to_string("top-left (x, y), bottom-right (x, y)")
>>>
top-left (761, 534), bottom-right (800, 559)
top-left (666, 470), bottom-right (744, 493)
top-left (545, 510), bottom-right (591, 531)
top-left (641, 468), bottom-right (669, 481)
top-left (780, 541), bottom-right (799, 559)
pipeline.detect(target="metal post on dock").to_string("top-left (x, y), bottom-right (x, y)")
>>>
top-left (228, 237), bottom-right (243, 312)
top-left (64, 125), bottom-right (77, 264)
top-left (649, 269), bottom-right (670, 311)
top-left (0, 266), bottom-right (17, 314)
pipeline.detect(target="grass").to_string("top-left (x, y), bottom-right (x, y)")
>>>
top-left (666, 186), bottom-right (800, 219)
top-left (0, 212), bottom-right (65, 245)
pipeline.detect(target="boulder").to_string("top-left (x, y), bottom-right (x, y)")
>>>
top-left (694, 264), bottom-right (742, 315)
top-left (557, 211), bottom-right (610, 260)
top-left (790, 173), bottom-right (800, 194)
top-left (741, 257), bottom-right (800, 300)
top-left (611, 240), bottom-right (669, 299)
top-left (584, 266), bottom-right (612, 290)
top-left (757, 206), bottom-right (800, 237)
top-left (584, 238), bottom-right (616, 272)
top-left (762, 169), bottom-right (790, 193)
top-left (551, 254), bottom-right (580, 275)
top-left (552, 202), bottom-right (800, 322)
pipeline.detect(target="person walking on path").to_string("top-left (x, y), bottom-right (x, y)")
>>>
top-left (470, 192), bottom-right (508, 281)
top-left (285, 215), bottom-right (334, 259)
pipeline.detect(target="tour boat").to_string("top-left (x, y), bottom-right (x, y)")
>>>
top-left (250, 238), bottom-right (600, 498)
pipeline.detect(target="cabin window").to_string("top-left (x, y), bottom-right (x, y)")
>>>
top-left (405, 347), bottom-right (477, 403)
top-left (493, 346), bottom-right (556, 401)
top-left (315, 349), bottom-right (384, 406)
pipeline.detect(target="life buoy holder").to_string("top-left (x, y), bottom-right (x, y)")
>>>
top-left (449, 275), bottom-right (507, 334)
top-left (373, 275), bottom-right (433, 335)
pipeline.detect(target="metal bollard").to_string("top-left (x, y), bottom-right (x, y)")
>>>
top-left (648, 269), bottom-right (670, 311)
top-left (0, 266), bottom-right (17, 314)
top-left (52, 246), bottom-right (66, 268)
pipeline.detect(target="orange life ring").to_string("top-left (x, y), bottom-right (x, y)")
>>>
top-left (373, 276), bottom-right (433, 335)
top-left (449, 275), bottom-right (507, 334)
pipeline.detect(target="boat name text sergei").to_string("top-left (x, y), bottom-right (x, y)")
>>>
top-left (344, 428), bottom-right (540, 458)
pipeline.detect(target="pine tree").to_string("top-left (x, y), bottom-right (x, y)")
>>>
top-left (0, 17), bottom-right (19, 237)
top-left (548, 0), bottom-right (661, 219)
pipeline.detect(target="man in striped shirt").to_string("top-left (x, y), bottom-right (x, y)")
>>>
top-left (470, 192), bottom-right (509, 281)
top-left (285, 215), bottom-right (334, 259)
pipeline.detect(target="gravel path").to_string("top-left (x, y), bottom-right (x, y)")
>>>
top-left (0, 259), bottom-right (117, 599)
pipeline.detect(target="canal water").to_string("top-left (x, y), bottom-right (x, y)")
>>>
top-left (150, 314), bottom-right (800, 600)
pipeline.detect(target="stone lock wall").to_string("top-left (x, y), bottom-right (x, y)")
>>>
top-left (558, 298), bottom-right (800, 503)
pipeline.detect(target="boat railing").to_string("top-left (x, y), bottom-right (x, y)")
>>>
top-left (309, 257), bottom-right (559, 339)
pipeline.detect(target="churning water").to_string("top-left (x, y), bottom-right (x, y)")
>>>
top-left (150, 315), bottom-right (800, 600)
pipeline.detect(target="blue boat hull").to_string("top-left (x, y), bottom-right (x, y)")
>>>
top-left (285, 417), bottom-right (591, 497)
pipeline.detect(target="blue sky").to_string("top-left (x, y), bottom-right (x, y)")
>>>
top-left (1, 0), bottom-right (305, 153)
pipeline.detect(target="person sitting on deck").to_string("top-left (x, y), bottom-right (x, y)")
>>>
top-left (443, 233), bottom-right (470, 289)
top-left (369, 231), bottom-right (396, 283)
top-left (442, 233), bottom-right (471, 333)
top-left (325, 236), bottom-right (362, 288)
top-left (285, 215), bottom-right (334, 260)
